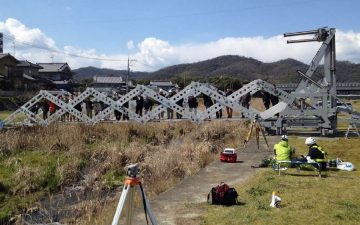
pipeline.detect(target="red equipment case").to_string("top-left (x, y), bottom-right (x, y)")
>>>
top-left (220, 148), bottom-right (237, 162)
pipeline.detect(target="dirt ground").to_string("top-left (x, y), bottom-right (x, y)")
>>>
top-left (122, 136), bottom-right (278, 225)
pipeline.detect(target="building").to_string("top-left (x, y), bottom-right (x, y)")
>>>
top-left (37, 63), bottom-right (73, 81)
top-left (0, 54), bottom-right (54, 92)
top-left (92, 76), bottom-right (134, 94)
top-left (277, 83), bottom-right (360, 96)
top-left (37, 62), bottom-right (73, 90)
top-left (0, 53), bottom-right (19, 91)
top-left (16, 60), bottom-right (43, 78)
top-left (15, 60), bottom-right (53, 91)
top-left (148, 80), bottom-right (177, 92)
top-left (0, 53), bottom-right (19, 80)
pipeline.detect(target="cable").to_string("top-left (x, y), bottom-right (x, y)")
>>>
top-left (2, 34), bottom-right (182, 74)
top-left (3, 34), bottom-right (165, 72)
top-left (3, 33), bottom-right (163, 70)
top-left (3, 33), bottom-right (129, 62)
top-left (134, 61), bottom-right (159, 70)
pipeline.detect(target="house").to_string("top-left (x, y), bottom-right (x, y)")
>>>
top-left (0, 54), bottom-right (56, 92)
top-left (15, 60), bottom-right (53, 91)
top-left (92, 76), bottom-right (134, 94)
top-left (0, 53), bottom-right (19, 80)
top-left (0, 53), bottom-right (20, 91)
top-left (37, 62), bottom-right (73, 90)
top-left (16, 60), bottom-right (43, 78)
top-left (37, 63), bottom-right (73, 81)
top-left (148, 80), bottom-right (177, 92)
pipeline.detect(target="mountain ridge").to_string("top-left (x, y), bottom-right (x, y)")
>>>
top-left (73, 55), bottom-right (360, 83)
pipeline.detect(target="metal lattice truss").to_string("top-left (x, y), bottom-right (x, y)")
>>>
top-left (4, 80), bottom-right (291, 126)
top-left (4, 27), bottom-right (360, 136)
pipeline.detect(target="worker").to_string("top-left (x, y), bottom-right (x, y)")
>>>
top-left (240, 93), bottom-right (251, 118)
top-left (225, 88), bottom-right (234, 118)
top-left (261, 91), bottom-right (271, 110)
top-left (273, 135), bottom-right (295, 162)
top-left (188, 95), bottom-right (198, 116)
top-left (270, 85), bottom-right (279, 107)
top-left (305, 137), bottom-right (327, 170)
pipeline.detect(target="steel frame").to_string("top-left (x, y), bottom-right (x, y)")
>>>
top-left (273, 28), bottom-right (338, 135)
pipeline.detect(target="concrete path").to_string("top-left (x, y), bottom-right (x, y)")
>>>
top-left (129, 137), bottom-right (277, 225)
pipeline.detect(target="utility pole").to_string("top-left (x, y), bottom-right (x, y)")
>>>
top-left (13, 39), bottom-right (15, 56)
top-left (183, 72), bottom-right (186, 87)
top-left (126, 57), bottom-right (136, 93)
top-left (0, 33), bottom-right (3, 53)
top-left (126, 57), bottom-right (130, 93)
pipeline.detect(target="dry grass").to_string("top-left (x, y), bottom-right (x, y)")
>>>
top-left (0, 120), bottom-right (248, 223)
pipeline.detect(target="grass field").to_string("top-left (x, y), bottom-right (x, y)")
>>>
top-left (0, 111), bottom-right (12, 121)
top-left (201, 137), bottom-right (360, 225)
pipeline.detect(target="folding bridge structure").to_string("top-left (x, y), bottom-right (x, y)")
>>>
top-left (2, 28), bottom-right (359, 136)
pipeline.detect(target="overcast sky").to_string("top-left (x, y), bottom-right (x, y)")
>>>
top-left (0, 0), bottom-right (360, 71)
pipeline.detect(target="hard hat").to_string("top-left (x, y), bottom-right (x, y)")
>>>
top-left (281, 135), bottom-right (288, 141)
top-left (305, 137), bottom-right (316, 145)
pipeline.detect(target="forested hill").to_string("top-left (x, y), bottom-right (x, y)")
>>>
top-left (73, 55), bottom-right (360, 83)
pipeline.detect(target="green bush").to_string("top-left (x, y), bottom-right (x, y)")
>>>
top-left (103, 170), bottom-right (125, 189)
top-left (0, 193), bottom-right (6, 203)
top-left (0, 210), bottom-right (11, 224)
top-left (39, 164), bottom-right (61, 191)
top-left (0, 182), bottom-right (9, 193)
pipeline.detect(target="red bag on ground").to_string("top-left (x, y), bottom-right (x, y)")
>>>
top-left (207, 182), bottom-right (238, 205)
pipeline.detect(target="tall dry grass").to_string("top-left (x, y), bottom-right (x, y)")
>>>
top-left (0, 120), bottom-right (248, 223)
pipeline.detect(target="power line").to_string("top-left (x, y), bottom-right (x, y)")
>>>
top-left (134, 61), bottom-right (158, 70)
top-left (2, 33), bottom-right (129, 62)
top-left (2, 34), bottom-right (165, 72)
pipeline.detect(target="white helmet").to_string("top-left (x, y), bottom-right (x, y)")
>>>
top-left (281, 135), bottom-right (288, 141)
top-left (305, 137), bottom-right (316, 145)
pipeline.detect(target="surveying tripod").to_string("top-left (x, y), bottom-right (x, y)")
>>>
top-left (243, 115), bottom-right (270, 151)
top-left (112, 164), bottom-right (158, 225)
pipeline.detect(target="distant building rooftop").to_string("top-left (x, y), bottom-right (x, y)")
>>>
top-left (0, 53), bottom-right (19, 62)
top-left (17, 60), bottom-right (43, 69)
top-left (37, 63), bottom-right (71, 73)
top-left (93, 76), bottom-right (124, 84)
top-left (149, 80), bottom-right (174, 86)
top-left (52, 80), bottom-right (73, 85)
